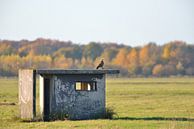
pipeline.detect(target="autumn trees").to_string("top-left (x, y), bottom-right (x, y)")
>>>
top-left (0, 38), bottom-right (194, 77)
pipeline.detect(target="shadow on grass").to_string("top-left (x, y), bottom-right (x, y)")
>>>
top-left (114, 117), bottom-right (194, 122)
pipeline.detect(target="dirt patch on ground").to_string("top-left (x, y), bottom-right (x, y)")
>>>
top-left (0, 102), bottom-right (16, 106)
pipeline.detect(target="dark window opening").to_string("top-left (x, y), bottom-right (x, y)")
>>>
top-left (75, 81), bottom-right (97, 91)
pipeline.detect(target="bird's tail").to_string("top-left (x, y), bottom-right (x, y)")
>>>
top-left (96, 66), bottom-right (99, 69)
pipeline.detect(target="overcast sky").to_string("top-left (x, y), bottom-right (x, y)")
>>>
top-left (0, 0), bottom-right (193, 46)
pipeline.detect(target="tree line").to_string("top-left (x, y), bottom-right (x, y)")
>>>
top-left (0, 38), bottom-right (194, 77)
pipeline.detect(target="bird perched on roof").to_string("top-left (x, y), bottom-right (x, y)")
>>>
top-left (96, 59), bottom-right (104, 69)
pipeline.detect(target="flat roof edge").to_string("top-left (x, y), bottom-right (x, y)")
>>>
top-left (35, 69), bottom-right (120, 75)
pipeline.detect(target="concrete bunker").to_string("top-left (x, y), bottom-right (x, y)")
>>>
top-left (19, 69), bottom-right (119, 120)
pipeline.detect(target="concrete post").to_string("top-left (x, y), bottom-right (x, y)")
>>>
top-left (19, 69), bottom-right (36, 119)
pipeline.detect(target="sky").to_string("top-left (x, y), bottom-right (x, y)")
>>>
top-left (0, 0), bottom-right (194, 46)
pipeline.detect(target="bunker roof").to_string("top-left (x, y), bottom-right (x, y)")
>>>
top-left (36, 69), bottom-right (119, 75)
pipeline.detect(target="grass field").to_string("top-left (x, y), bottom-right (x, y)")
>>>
top-left (0, 77), bottom-right (194, 129)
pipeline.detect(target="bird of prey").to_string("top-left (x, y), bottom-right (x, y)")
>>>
top-left (96, 59), bottom-right (104, 69)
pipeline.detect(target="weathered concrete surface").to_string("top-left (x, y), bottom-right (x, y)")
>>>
top-left (19, 69), bottom-right (36, 119)
top-left (18, 68), bottom-right (119, 120)
top-left (40, 74), bottom-right (106, 120)
top-left (39, 75), bottom-right (44, 118)
top-left (37, 69), bottom-right (119, 75)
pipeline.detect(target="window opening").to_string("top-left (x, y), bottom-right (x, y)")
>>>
top-left (75, 81), bottom-right (97, 91)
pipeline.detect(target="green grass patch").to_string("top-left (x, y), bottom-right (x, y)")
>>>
top-left (0, 77), bottom-right (194, 129)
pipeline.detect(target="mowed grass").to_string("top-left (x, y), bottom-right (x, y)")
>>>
top-left (0, 77), bottom-right (194, 129)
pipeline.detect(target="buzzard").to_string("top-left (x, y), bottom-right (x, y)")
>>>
top-left (96, 59), bottom-right (104, 69)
